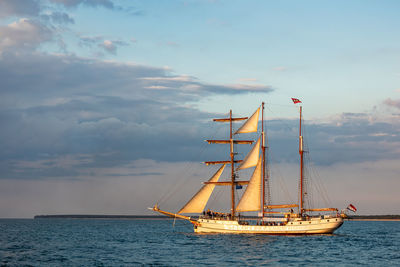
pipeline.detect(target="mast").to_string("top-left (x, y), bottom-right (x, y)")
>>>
top-left (230, 110), bottom-right (235, 218)
top-left (261, 102), bottom-right (265, 218)
top-left (208, 108), bottom-right (260, 219)
top-left (299, 106), bottom-right (304, 215)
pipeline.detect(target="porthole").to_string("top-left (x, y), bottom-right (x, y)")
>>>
top-left (309, 222), bottom-right (311, 224)
top-left (327, 220), bottom-right (330, 222)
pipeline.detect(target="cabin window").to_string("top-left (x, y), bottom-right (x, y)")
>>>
top-left (309, 222), bottom-right (311, 224)
top-left (300, 222), bottom-right (302, 224)
top-left (327, 220), bottom-right (330, 222)
top-left (335, 219), bottom-right (338, 221)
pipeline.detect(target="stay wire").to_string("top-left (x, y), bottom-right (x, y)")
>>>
top-left (156, 114), bottom-right (228, 206)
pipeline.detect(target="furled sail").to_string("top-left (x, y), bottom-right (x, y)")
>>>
top-left (234, 107), bottom-right (260, 134)
top-left (236, 157), bottom-right (262, 212)
top-left (178, 164), bottom-right (226, 214)
top-left (237, 136), bottom-right (260, 170)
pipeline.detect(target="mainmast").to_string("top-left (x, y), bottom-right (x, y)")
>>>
top-left (261, 102), bottom-right (266, 218)
top-left (299, 106), bottom-right (304, 215)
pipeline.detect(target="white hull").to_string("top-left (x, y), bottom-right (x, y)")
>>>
top-left (194, 217), bottom-right (343, 234)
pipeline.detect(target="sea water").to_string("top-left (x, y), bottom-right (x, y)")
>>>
top-left (0, 219), bottom-right (399, 266)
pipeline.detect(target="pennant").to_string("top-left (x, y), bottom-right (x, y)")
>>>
top-left (291, 98), bottom-right (302, 104)
top-left (347, 204), bottom-right (357, 212)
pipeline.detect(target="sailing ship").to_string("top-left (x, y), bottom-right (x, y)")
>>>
top-left (151, 100), bottom-right (347, 234)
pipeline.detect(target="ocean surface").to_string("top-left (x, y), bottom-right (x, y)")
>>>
top-left (0, 219), bottom-right (399, 266)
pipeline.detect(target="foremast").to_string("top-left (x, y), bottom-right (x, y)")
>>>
top-left (206, 111), bottom-right (251, 219)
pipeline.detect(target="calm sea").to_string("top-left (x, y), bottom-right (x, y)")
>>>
top-left (0, 219), bottom-right (399, 266)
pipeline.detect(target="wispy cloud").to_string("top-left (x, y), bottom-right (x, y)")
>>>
top-left (40, 11), bottom-right (75, 25)
top-left (238, 78), bottom-right (258, 83)
top-left (272, 66), bottom-right (288, 71)
top-left (383, 98), bottom-right (400, 110)
top-left (79, 35), bottom-right (129, 55)
top-left (49, 0), bottom-right (115, 9)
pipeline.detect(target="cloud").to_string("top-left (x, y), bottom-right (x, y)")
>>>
top-left (98, 39), bottom-right (128, 55)
top-left (1, 50), bottom-right (398, 183)
top-left (0, 18), bottom-right (53, 53)
top-left (99, 40), bottom-right (116, 54)
top-left (0, 0), bottom-right (40, 18)
top-left (0, 1), bottom-right (138, 56)
top-left (140, 76), bottom-right (273, 95)
top-left (49, 0), bottom-right (114, 9)
top-left (272, 66), bottom-right (288, 71)
top-left (48, 0), bottom-right (143, 17)
top-left (238, 78), bottom-right (258, 83)
top-left (40, 11), bottom-right (75, 25)
top-left (79, 35), bottom-right (129, 55)
top-left (166, 41), bottom-right (179, 47)
top-left (2, 51), bottom-right (399, 183)
top-left (0, 3), bottom-right (74, 54)
top-left (0, 52), bottom-right (274, 181)
top-left (78, 35), bottom-right (104, 46)
top-left (383, 98), bottom-right (400, 110)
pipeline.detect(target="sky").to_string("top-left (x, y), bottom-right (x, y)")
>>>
top-left (0, 0), bottom-right (400, 218)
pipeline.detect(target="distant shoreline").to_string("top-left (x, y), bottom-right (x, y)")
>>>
top-left (34, 215), bottom-right (170, 220)
top-left (347, 215), bottom-right (400, 221)
top-left (346, 219), bottom-right (400, 221)
top-left (34, 214), bottom-right (400, 221)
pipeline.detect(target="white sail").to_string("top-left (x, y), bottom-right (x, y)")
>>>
top-left (236, 157), bottom-right (262, 212)
top-left (178, 164), bottom-right (226, 214)
top-left (234, 107), bottom-right (260, 134)
top-left (237, 136), bottom-right (260, 170)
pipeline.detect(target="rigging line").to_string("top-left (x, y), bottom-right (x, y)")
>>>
top-left (157, 156), bottom-right (203, 205)
top-left (303, 164), bottom-right (314, 210)
top-left (311, 164), bottom-right (333, 206)
top-left (156, 119), bottom-right (226, 205)
top-left (268, 151), bottom-right (295, 204)
top-left (208, 182), bottom-right (226, 211)
top-left (172, 216), bottom-right (177, 230)
top-left (300, 124), bottom-right (315, 210)
top-left (261, 115), bottom-right (296, 204)
top-left (157, 110), bottom-right (236, 207)
top-left (263, 106), bottom-right (293, 206)
top-left (307, 159), bottom-right (332, 207)
top-left (302, 122), bottom-right (332, 207)
top-left (263, 102), bottom-right (300, 109)
top-left (265, 105), bottom-right (298, 139)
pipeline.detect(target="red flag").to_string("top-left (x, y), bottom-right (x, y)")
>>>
top-left (291, 98), bottom-right (302, 104)
top-left (347, 204), bottom-right (357, 212)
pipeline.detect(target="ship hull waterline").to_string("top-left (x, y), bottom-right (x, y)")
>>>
top-left (193, 218), bottom-right (343, 235)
